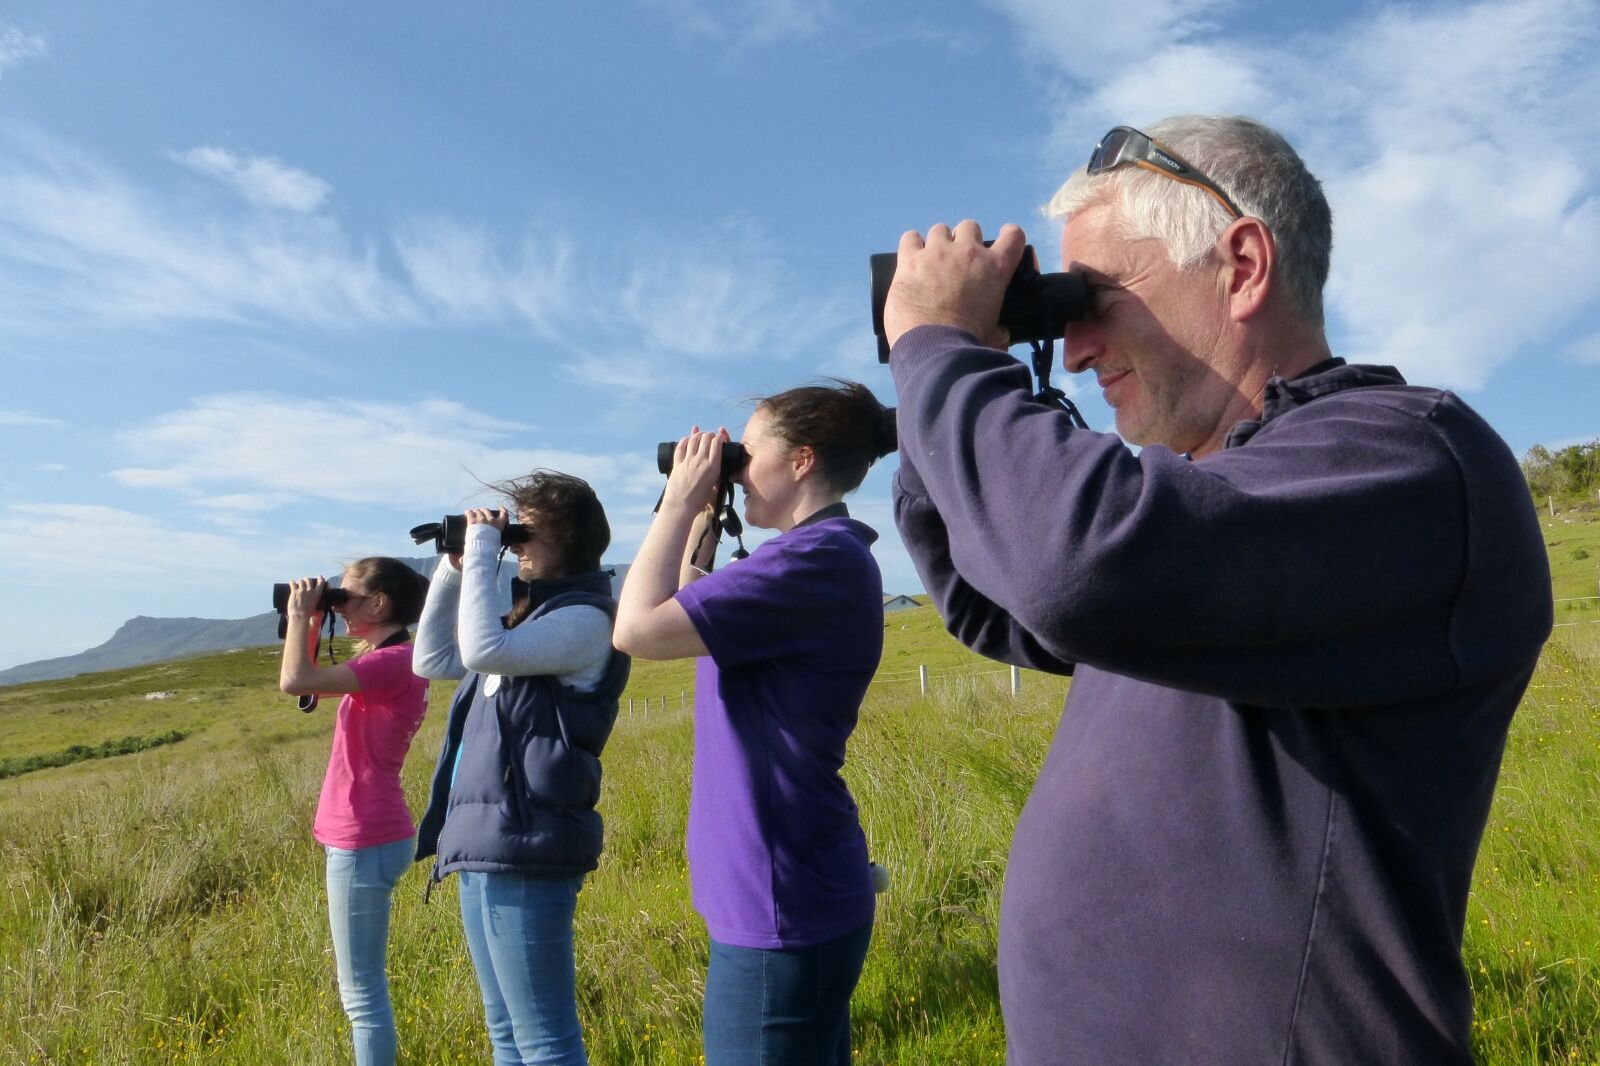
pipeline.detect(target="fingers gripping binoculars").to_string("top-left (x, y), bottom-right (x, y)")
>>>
top-left (655, 441), bottom-right (749, 480)
top-left (869, 244), bottom-right (1089, 363)
top-left (409, 515), bottom-right (533, 554)
top-left (270, 582), bottom-right (348, 713)
top-left (653, 439), bottom-right (751, 563)
top-left (869, 243), bottom-right (1090, 427)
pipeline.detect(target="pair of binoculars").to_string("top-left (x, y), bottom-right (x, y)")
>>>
top-left (409, 514), bottom-right (533, 555)
top-left (869, 245), bottom-right (1089, 362)
top-left (655, 440), bottom-right (749, 480)
top-left (271, 583), bottom-right (348, 614)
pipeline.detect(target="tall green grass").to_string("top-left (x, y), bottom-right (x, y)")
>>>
top-left (2, 544), bottom-right (1598, 1062)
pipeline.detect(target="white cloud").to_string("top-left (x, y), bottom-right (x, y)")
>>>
top-left (642, 0), bottom-right (835, 45)
top-left (615, 223), bottom-right (852, 363)
top-left (0, 127), bottom-right (850, 398)
top-left (0, 409), bottom-right (62, 426)
top-left (108, 392), bottom-right (657, 510)
top-left (0, 25), bottom-right (46, 78)
top-left (172, 146), bottom-right (332, 213)
top-left (0, 129), bottom-right (418, 330)
top-left (393, 218), bottom-right (573, 335)
top-left (1327, 148), bottom-right (1600, 388)
top-left (0, 502), bottom-right (354, 585)
top-left (1317, 0), bottom-right (1600, 387)
top-left (1078, 44), bottom-right (1268, 131)
top-left (988, 0), bottom-right (1600, 392)
top-left (196, 493), bottom-right (294, 513)
top-left (987, 0), bottom-right (1233, 83)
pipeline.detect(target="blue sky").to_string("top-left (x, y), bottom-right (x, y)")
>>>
top-left (1, 0), bottom-right (1597, 671)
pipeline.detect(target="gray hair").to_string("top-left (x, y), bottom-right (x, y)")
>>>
top-left (1046, 116), bottom-right (1332, 327)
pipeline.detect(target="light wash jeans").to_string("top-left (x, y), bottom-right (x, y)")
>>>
top-left (458, 871), bottom-right (588, 1066)
top-left (325, 837), bottom-right (414, 1066)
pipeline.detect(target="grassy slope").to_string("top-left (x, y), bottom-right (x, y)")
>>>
top-left (1, 529), bottom-right (1597, 1064)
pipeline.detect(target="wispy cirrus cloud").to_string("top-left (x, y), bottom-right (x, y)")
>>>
top-left (0, 126), bottom-right (850, 404)
top-left (988, 0), bottom-right (1600, 392)
top-left (0, 502), bottom-right (392, 617)
top-left (108, 393), bottom-right (661, 510)
top-left (641, 0), bottom-right (836, 45)
top-left (393, 218), bottom-right (574, 337)
top-left (171, 146), bottom-right (332, 213)
top-left (0, 24), bottom-right (46, 78)
top-left (615, 220), bottom-right (852, 362)
top-left (0, 127), bottom-right (418, 330)
top-left (0, 409), bottom-right (63, 426)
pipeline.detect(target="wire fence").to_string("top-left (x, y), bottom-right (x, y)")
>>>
top-left (626, 590), bottom-right (1598, 709)
top-left (625, 662), bottom-right (1027, 715)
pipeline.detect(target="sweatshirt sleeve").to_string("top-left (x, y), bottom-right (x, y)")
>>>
top-left (456, 524), bottom-right (614, 679)
top-left (894, 448), bottom-right (1075, 675)
top-left (412, 555), bottom-right (467, 681)
top-left (889, 325), bottom-right (1514, 709)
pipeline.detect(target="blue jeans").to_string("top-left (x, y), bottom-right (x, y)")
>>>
top-left (325, 837), bottom-right (414, 1066)
top-left (702, 922), bottom-right (874, 1066)
top-left (458, 871), bottom-right (588, 1066)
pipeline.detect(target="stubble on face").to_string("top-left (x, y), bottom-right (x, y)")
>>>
top-left (1061, 208), bottom-right (1230, 454)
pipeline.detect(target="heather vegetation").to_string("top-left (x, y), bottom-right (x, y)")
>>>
top-left (2, 515), bottom-right (1597, 1063)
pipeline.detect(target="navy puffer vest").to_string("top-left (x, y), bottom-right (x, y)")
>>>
top-left (415, 569), bottom-right (631, 880)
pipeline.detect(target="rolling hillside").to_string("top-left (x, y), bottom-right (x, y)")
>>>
top-left (0, 515), bottom-right (1596, 1063)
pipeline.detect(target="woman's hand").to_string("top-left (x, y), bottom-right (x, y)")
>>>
top-left (286, 577), bottom-right (326, 627)
top-left (663, 426), bottom-right (728, 514)
top-left (464, 507), bottom-right (509, 531)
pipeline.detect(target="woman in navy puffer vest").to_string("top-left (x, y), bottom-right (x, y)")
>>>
top-left (413, 470), bottom-right (630, 1066)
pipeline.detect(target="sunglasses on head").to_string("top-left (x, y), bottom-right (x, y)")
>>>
top-left (1088, 126), bottom-right (1244, 220)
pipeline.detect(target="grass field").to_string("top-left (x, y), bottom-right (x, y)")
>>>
top-left (2, 516), bottom-right (1597, 1064)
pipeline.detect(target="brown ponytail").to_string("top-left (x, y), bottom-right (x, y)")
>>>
top-left (756, 379), bottom-right (896, 496)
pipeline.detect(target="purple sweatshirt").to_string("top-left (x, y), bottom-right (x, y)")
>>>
top-left (890, 325), bottom-right (1552, 1065)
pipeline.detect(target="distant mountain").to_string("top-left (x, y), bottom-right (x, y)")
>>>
top-left (0, 558), bottom-right (630, 687)
top-left (0, 613), bottom-right (285, 687)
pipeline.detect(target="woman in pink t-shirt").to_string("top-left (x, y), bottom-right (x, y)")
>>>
top-left (278, 556), bottom-right (431, 1066)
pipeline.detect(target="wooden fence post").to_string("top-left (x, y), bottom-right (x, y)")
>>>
top-left (1010, 665), bottom-right (1021, 696)
top-left (918, 664), bottom-right (929, 696)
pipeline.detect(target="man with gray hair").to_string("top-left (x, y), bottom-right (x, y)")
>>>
top-left (883, 116), bottom-right (1551, 1063)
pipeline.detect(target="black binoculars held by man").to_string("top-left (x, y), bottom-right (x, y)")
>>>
top-left (869, 243), bottom-right (1088, 362)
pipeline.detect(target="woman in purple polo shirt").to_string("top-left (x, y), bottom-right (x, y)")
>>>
top-left (615, 380), bottom-right (896, 1065)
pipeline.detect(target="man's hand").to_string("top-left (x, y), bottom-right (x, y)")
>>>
top-left (882, 220), bottom-right (1026, 351)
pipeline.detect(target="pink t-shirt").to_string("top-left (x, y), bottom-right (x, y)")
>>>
top-left (312, 642), bottom-right (430, 849)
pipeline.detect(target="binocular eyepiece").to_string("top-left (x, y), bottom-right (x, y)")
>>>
top-left (409, 514), bottom-right (533, 555)
top-left (869, 244), bottom-right (1089, 362)
top-left (656, 441), bottom-right (749, 481)
top-left (272, 582), bottom-right (348, 614)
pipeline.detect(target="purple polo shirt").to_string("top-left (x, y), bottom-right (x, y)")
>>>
top-left (674, 510), bottom-right (882, 949)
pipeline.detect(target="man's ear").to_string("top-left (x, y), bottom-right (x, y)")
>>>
top-left (1219, 216), bottom-right (1275, 323)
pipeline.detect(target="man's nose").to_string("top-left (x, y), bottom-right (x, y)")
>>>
top-left (1061, 322), bottom-right (1099, 375)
